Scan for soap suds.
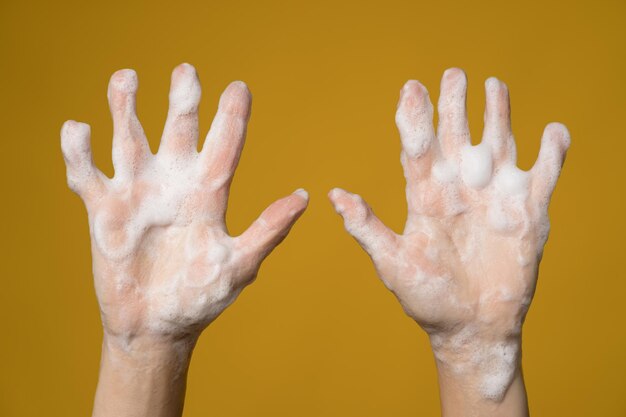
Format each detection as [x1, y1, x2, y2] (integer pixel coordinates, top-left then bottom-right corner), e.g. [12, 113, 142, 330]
[460, 142, 492, 189]
[432, 159, 459, 183]
[168, 63, 201, 114]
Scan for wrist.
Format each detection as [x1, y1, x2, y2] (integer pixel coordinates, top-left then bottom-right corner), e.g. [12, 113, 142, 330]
[429, 327, 522, 402]
[101, 331, 198, 374]
[93, 333, 198, 417]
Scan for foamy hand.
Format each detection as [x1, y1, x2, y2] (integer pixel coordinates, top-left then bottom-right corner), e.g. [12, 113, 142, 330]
[61, 64, 308, 345]
[329, 68, 569, 403]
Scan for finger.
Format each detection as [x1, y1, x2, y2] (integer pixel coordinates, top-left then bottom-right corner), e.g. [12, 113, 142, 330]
[328, 187, 399, 259]
[396, 80, 437, 181]
[158, 63, 202, 156]
[530, 122, 571, 207]
[233, 189, 309, 282]
[437, 68, 471, 159]
[60, 120, 107, 204]
[199, 81, 252, 217]
[107, 69, 150, 180]
[482, 77, 516, 164]
[396, 80, 436, 159]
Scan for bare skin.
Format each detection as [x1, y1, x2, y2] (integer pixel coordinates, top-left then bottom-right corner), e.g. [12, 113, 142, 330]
[329, 68, 570, 417]
[61, 63, 309, 417]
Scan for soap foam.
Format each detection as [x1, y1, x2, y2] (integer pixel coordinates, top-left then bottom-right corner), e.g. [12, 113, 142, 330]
[460, 142, 493, 189]
[476, 341, 519, 400]
[168, 63, 201, 115]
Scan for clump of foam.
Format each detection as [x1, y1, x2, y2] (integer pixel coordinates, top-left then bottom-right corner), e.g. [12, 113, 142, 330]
[432, 159, 459, 183]
[168, 63, 201, 114]
[493, 164, 530, 197]
[460, 142, 492, 189]
[475, 341, 519, 400]
[483, 163, 532, 234]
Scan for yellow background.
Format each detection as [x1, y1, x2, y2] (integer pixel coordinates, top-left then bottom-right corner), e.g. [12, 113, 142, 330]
[1, 0, 624, 415]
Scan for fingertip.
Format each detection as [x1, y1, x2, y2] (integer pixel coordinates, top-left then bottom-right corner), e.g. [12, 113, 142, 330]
[293, 188, 309, 202]
[171, 62, 200, 86]
[61, 119, 90, 137]
[400, 79, 427, 97]
[168, 62, 202, 114]
[398, 79, 430, 107]
[485, 76, 507, 91]
[543, 122, 571, 152]
[328, 188, 369, 223]
[485, 76, 499, 89]
[60, 120, 102, 198]
[440, 68, 468, 98]
[174, 62, 198, 76]
[484, 77, 510, 108]
[327, 187, 342, 200]
[61, 120, 91, 154]
[229, 79, 249, 89]
[327, 187, 348, 204]
[107, 69, 139, 118]
[109, 68, 138, 93]
[326, 187, 345, 214]
[226, 80, 251, 97]
[218, 81, 252, 117]
[438, 68, 467, 105]
[395, 79, 435, 160]
[442, 67, 467, 83]
[530, 122, 571, 204]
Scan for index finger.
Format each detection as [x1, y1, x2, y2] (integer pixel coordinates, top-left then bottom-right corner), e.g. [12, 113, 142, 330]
[198, 81, 252, 217]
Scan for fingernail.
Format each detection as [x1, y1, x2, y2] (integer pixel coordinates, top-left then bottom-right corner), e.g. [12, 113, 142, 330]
[293, 188, 309, 201]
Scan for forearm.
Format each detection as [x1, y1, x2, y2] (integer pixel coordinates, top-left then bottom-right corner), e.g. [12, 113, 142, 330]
[92, 333, 197, 417]
[430, 334, 529, 417]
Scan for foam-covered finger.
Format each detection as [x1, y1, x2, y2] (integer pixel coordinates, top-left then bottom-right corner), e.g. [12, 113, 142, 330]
[530, 122, 571, 206]
[234, 189, 309, 277]
[200, 81, 251, 185]
[328, 187, 399, 258]
[107, 69, 150, 180]
[60, 120, 107, 203]
[396, 80, 436, 160]
[158, 63, 202, 156]
[482, 77, 516, 164]
[201, 81, 251, 172]
[437, 68, 471, 158]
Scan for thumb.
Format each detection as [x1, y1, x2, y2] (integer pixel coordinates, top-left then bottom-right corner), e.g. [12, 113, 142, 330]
[328, 187, 399, 259]
[234, 189, 309, 267]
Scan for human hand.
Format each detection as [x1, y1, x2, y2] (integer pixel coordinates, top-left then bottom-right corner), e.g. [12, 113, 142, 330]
[61, 63, 309, 349]
[328, 68, 569, 404]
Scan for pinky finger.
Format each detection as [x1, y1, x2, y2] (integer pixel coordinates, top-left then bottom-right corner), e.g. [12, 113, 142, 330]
[60, 120, 107, 205]
[530, 122, 571, 207]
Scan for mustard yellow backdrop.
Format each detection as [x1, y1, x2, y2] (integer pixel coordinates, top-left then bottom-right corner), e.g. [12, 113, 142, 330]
[1, 0, 624, 415]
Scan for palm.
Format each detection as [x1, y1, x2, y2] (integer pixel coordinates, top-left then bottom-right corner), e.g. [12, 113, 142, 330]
[89, 163, 243, 337]
[62, 63, 308, 339]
